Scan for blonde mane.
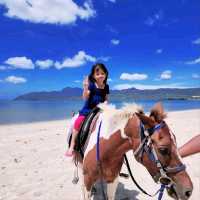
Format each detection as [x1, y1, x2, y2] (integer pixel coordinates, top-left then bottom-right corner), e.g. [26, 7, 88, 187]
[98, 103, 142, 138]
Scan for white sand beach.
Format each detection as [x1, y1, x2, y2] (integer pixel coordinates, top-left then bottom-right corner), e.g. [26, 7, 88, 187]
[0, 109, 200, 200]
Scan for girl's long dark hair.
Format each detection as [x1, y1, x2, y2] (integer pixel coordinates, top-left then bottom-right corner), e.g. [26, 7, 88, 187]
[88, 63, 108, 84]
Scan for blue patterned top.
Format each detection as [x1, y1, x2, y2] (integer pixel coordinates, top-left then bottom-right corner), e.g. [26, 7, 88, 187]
[79, 81, 109, 116]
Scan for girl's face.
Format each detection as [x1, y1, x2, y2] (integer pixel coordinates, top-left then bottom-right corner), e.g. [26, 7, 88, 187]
[93, 67, 106, 84]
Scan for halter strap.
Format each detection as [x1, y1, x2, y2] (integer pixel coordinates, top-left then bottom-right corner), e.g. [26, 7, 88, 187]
[135, 121, 186, 182]
[164, 164, 186, 174]
[147, 121, 166, 135]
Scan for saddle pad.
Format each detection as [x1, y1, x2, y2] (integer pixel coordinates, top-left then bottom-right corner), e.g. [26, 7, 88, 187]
[75, 107, 101, 158]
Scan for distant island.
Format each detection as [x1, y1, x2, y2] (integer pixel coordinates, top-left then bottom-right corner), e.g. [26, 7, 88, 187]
[14, 87, 200, 101]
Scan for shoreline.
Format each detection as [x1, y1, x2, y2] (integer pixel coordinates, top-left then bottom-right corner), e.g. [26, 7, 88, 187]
[0, 108, 200, 126]
[0, 109, 200, 200]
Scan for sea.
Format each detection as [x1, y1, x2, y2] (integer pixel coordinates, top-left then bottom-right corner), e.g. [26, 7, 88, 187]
[0, 99, 200, 125]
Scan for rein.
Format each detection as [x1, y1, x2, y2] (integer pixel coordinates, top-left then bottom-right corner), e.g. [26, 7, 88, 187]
[95, 117, 186, 200]
[96, 119, 166, 200]
[134, 121, 186, 181]
[127, 120, 186, 200]
[124, 154, 163, 198]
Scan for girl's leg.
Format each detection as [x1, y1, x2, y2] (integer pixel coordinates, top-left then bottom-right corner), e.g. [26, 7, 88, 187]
[66, 128, 79, 155]
[66, 115, 85, 156]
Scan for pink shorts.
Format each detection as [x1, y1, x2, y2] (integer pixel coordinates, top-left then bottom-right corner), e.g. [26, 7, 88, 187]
[74, 115, 86, 131]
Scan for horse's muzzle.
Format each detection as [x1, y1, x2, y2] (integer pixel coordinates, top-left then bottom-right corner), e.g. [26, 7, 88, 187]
[166, 184, 193, 200]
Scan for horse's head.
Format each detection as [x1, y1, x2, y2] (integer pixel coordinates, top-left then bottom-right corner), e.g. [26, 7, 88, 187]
[126, 102, 193, 200]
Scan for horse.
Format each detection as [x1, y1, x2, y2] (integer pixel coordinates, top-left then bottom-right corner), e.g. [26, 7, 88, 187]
[71, 102, 193, 200]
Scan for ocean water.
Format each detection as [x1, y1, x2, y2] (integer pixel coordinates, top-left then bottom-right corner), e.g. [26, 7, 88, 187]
[0, 99, 200, 125]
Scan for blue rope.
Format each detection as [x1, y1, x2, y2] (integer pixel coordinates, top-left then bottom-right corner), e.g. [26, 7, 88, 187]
[96, 121, 102, 161]
[158, 184, 166, 200]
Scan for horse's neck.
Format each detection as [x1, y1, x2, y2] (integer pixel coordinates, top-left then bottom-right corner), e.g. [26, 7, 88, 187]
[107, 130, 132, 150]
[84, 116, 132, 159]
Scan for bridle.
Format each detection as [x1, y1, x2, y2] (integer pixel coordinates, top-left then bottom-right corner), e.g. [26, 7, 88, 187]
[134, 120, 186, 186]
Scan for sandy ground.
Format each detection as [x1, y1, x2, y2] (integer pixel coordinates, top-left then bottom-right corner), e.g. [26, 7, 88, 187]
[0, 109, 200, 200]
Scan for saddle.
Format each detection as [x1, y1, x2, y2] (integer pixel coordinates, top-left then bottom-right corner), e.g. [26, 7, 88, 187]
[70, 107, 101, 158]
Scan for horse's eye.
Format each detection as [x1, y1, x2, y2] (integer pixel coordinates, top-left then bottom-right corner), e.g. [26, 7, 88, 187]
[159, 147, 170, 156]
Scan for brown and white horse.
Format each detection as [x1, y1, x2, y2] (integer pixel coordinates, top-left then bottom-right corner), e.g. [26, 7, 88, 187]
[73, 103, 193, 200]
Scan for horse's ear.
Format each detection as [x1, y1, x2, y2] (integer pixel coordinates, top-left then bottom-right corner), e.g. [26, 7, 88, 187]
[150, 102, 167, 122]
[136, 112, 155, 129]
[151, 102, 164, 113]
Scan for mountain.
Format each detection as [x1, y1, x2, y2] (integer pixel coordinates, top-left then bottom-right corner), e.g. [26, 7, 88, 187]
[14, 87, 82, 101]
[14, 87, 200, 101]
[109, 88, 200, 101]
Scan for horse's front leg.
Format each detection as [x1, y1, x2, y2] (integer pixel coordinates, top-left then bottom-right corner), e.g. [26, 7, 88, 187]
[80, 185, 92, 200]
[80, 170, 92, 200]
[107, 177, 119, 200]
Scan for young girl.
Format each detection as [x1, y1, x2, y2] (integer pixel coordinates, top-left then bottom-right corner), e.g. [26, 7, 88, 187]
[65, 63, 109, 156]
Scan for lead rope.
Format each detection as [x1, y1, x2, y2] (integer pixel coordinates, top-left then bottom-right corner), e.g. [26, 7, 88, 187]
[124, 154, 166, 200]
[158, 184, 166, 200]
[96, 121, 108, 200]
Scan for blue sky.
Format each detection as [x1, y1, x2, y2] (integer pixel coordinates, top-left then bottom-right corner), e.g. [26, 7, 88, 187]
[0, 0, 199, 99]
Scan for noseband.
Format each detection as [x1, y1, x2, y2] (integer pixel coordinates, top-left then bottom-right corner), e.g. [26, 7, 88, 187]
[134, 120, 186, 186]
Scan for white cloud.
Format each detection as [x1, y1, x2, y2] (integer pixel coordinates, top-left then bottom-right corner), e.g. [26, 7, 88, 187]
[145, 18, 155, 26]
[120, 73, 148, 81]
[97, 56, 111, 62]
[74, 80, 81, 83]
[0, 66, 7, 70]
[36, 59, 54, 69]
[108, 0, 116, 3]
[113, 83, 189, 90]
[145, 10, 163, 26]
[105, 25, 118, 34]
[192, 38, 200, 45]
[0, 0, 95, 25]
[156, 49, 163, 54]
[185, 57, 200, 65]
[54, 50, 96, 69]
[192, 73, 200, 79]
[160, 70, 172, 80]
[111, 39, 120, 45]
[5, 56, 34, 69]
[108, 78, 113, 82]
[5, 75, 27, 84]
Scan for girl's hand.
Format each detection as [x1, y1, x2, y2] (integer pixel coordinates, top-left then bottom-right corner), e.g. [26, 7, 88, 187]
[83, 76, 89, 89]
[82, 76, 90, 99]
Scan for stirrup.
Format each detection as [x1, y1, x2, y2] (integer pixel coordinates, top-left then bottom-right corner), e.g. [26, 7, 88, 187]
[72, 158, 79, 184]
[72, 176, 79, 184]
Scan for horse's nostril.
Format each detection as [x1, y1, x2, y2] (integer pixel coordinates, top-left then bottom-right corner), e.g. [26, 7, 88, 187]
[185, 190, 192, 198]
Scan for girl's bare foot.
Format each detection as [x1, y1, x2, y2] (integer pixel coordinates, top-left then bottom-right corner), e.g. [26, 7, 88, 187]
[65, 149, 74, 157]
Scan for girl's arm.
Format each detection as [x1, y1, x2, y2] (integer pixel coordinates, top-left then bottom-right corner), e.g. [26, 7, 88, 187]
[82, 87, 90, 100]
[82, 76, 90, 100]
